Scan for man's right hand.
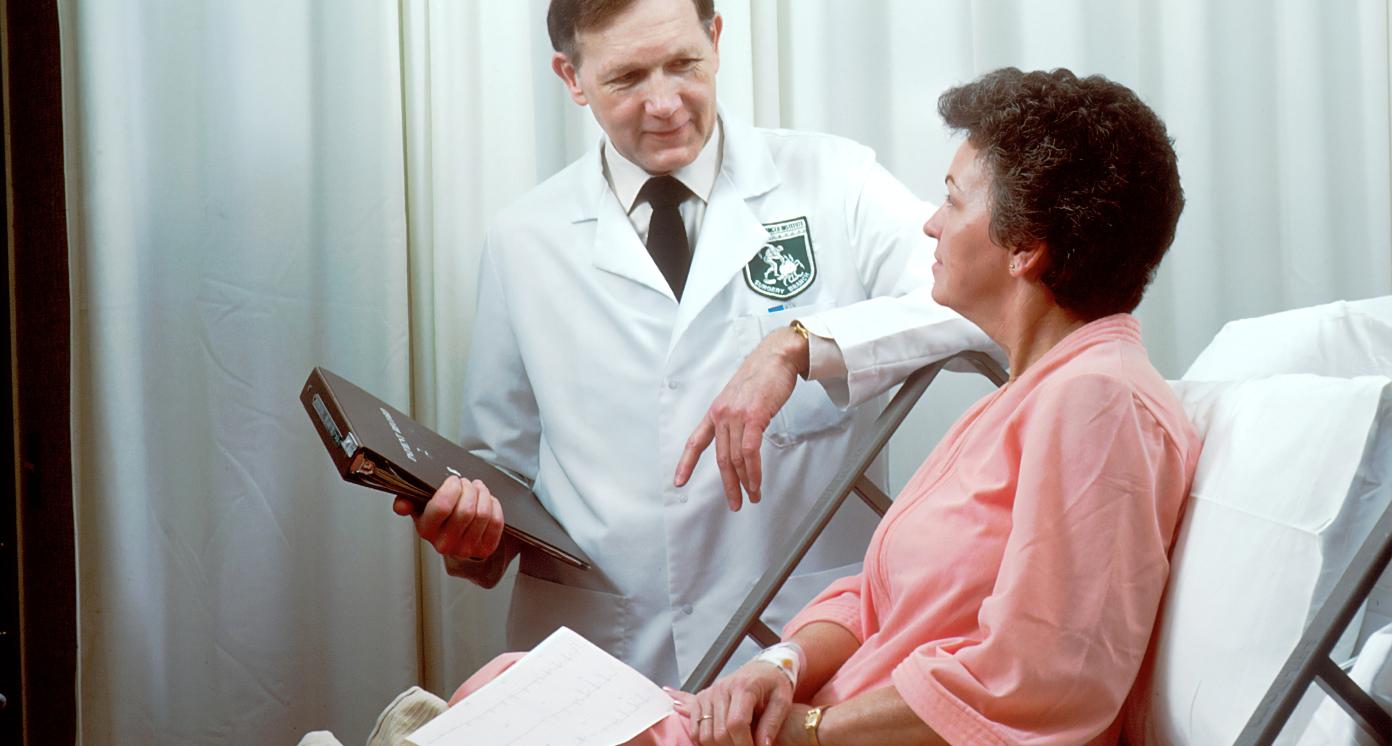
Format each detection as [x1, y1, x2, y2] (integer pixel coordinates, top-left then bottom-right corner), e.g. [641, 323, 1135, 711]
[393, 474, 505, 560]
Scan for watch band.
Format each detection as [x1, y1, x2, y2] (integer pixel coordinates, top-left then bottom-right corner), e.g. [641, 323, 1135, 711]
[789, 319, 812, 341]
[804, 705, 826, 746]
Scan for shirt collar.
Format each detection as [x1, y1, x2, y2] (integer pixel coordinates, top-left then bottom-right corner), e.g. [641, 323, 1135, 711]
[603, 118, 723, 212]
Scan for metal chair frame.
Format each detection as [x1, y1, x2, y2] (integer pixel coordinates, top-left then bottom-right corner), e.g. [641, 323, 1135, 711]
[1235, 497, 1392, 744]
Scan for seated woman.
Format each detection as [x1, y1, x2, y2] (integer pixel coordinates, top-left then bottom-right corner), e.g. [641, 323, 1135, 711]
[452, 67, 1200, 746]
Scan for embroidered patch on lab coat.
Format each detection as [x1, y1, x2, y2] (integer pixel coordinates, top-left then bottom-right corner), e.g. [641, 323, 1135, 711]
[745, 217, 817, 300]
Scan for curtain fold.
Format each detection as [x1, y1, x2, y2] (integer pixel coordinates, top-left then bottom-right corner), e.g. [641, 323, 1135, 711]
[63, 1, 1390, 743]
[398, 0, 579, 696]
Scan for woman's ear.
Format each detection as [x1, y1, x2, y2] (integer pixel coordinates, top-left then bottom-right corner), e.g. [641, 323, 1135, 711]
[1008, 242, 1047, 277]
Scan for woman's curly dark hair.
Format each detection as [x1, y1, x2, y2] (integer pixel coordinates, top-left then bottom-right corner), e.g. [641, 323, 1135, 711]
[938, 68, 1184, 320]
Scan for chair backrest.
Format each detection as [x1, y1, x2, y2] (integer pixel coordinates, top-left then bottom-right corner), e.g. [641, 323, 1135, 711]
[1126, 295, 1392, 745]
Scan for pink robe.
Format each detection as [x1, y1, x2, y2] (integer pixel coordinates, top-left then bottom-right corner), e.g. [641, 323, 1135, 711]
[457, 314, 1200, 745]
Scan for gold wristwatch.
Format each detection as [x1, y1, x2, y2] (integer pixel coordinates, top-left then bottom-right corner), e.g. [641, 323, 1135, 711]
[804, 705, 826, 745]
[789, 319, 812, 341]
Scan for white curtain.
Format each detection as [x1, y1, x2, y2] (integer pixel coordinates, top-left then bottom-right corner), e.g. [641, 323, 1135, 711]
[64, 1, 420, 742]
[64, 1, 1390, 743]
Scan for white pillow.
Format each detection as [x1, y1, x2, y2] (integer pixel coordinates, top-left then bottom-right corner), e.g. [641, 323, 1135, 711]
[1127, 374, 1392, 745]
[1183, 296, 1392, 381]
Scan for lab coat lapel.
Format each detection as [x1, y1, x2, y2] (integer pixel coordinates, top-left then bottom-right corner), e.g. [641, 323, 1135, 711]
[592, 197, 674, 298]
[669, 116, 781, 352]
[577, 141, 676, 300]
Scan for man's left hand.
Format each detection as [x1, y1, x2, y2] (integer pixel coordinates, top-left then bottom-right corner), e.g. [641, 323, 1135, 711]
[674, 326, 808, 511]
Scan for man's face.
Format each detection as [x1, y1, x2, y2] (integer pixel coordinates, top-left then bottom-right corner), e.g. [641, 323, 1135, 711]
[552, 0, 721, 175]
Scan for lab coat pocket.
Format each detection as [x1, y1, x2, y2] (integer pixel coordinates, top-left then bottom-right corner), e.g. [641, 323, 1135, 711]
[743, 303, 853, 448]
[507, 572, 632, 663]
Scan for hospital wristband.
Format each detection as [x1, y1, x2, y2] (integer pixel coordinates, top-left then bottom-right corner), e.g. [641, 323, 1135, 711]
[753, 641, 805, 688]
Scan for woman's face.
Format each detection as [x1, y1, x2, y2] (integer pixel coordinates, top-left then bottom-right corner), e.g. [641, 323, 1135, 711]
[924, 141, 1011, 320]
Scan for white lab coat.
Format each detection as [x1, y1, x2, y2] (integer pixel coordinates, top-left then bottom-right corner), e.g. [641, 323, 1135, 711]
[457, 114, 993, 686]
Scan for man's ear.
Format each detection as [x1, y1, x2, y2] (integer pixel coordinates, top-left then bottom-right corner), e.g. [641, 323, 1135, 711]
[708, 13, 723, 71]
[551, 52, 587, 106]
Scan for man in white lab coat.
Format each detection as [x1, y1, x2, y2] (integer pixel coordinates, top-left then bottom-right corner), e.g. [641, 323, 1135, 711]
[395, 0, 992, 687]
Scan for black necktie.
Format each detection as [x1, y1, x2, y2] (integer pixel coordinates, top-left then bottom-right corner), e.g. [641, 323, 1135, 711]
[639, 175, 692, 300]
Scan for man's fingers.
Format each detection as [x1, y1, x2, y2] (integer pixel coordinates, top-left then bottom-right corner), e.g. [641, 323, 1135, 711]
[675, 416, 716, 487]
[418, 475, 462, 542]
[467, 484, 504, 558]
[739, 425, 763, 504]
[453, 481, 490, 555]
[478, 494, 505, 558]
[713, 422, 744, 511]
[391, 496, 419, 516]
[726, 421, 751, 507]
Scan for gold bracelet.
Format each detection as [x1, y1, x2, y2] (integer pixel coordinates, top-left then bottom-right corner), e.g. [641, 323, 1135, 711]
[804, 706, 826, 746]
[789, 319, 811, 341]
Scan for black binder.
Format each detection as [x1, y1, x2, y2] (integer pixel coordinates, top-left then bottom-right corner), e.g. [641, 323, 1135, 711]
[300, 366, 591, 571]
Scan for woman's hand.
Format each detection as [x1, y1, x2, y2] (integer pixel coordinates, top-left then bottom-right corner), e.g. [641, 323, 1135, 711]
[670, 659, 797, 746]
[771, 704, 811, 746]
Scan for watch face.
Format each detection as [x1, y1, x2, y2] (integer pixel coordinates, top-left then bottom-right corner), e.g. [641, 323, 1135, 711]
[804, 706, 824, 742]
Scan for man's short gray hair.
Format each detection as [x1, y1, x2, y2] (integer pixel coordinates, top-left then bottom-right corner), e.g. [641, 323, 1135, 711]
[547, 0, 716, 66]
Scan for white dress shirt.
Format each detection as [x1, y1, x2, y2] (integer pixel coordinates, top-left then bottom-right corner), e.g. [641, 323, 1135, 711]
[602, 123, 723, 250]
